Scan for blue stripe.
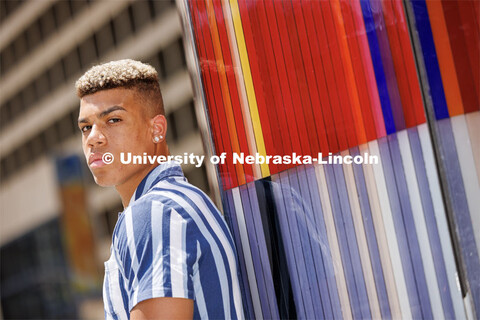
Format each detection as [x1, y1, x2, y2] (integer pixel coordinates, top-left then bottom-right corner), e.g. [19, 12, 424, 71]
[387, 133, 433, 319]
[377, 136, 423, 318]
[437, 119, 480, 313]
[360, 0, 396, 134]
[369, 0, 406, 131]
[409, 0, 449, 120]
[332, 163, 372, 319]
[350, 147, 392, 319]
[285, 170, 318, 317]
[239, 185, 270, 319]
[407, 127, 456, 318]
[324, 164, 363, 318]
[272, 172, 307, 318]
[303, 165, 340, 319]
[162, 206, 172, 296]
[164, 178, 236, 251]
[247, 182, 280, 319]
[152, 191, 235, 300]
[294, 166, 326, 319]
[130, 205, 153, 290]
[224, 190, 255, 319]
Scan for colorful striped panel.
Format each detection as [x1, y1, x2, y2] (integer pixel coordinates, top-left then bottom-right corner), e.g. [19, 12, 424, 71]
[188, 0, 428, 188]
[182, 0, 480, 317]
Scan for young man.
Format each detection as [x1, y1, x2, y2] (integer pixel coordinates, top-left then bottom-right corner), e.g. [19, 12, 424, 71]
[76, 59, 243, 319]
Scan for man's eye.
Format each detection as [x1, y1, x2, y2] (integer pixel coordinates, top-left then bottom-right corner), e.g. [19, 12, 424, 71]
[81, 126, 91, 132]
[108, 118, 121, 123]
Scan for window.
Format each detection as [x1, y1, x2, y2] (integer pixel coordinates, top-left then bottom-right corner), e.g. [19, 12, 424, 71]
[131, 1, 152, 32]
[53, 1, 72, 29]
[39, 8, 57, 40]
[35, 72, 51, 101]
[173, 101, 197, 140]
[21, 82, 37, 112]
[112, 8, 134, 44]
[48, 61, 66, 89]
[94, 23, 115, 57]
[25, 21, 43, 52]
[162, 39, 186, 79]
[12, 33, 28, 62]
[79, 36, 98, 68]
[63, 48, 81, 79]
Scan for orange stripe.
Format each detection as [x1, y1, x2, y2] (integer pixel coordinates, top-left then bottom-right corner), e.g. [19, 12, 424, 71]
[205, 0, 246, 185]
[331, 0, 367, 145]
[425, 0, 464, 116]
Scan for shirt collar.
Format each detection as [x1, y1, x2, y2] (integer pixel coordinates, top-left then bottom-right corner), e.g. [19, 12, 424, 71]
[128, 161, 184, 205]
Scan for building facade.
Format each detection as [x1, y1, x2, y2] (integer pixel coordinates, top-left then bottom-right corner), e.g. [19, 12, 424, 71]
[0, 1, 214, 318]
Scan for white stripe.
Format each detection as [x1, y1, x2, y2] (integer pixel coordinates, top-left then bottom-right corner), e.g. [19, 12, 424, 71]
[125, 208, 141, 308]
[172, 180, 244, 319]
[398, 130, 444, 319]
[231, 187, 262, 320]
[193, 241, 208, 319]
[359, 143, 402, 318]
[170, 208, 188, 297]
[465, 111, 480, 184]
[110, 267, 129, 319]
[221, 0, 262, 179]
[156, 181, 239, 318]
[418, 124, 466, 319]
[369, 140, 412, 319]
[103, 260, 114, 319]
[340, 150, 382, 319]
[104, 252, 129, 319]
[451, 115, 480, 256]
[314, 164, 353, 320]
[151, 201, 165, 297]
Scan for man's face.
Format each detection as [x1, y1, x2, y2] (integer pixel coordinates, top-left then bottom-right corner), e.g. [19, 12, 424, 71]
[78, 88, 156, 187]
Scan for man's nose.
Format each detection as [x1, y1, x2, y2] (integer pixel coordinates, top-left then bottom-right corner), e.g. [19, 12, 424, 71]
[86, 125, 106, 147]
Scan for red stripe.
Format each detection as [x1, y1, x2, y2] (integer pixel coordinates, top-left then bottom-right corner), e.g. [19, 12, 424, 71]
[381, 0, 416, 128]
[315, 1, 355, 150]
[264, 0, 302, 166]
[394, 0, 426, 125]
[457, 0, 480, 111]
[253, 0, 293, 172]
[236, 0, 278, 174]
[282, 0, 320, 156]
[212, 0, 254, 183]
[190, 1, 229, 189]
[339, 0, 377, 142]
[292, 1, 330, 154]
[272, 0, 312, 156]
[197, 0, 238, 188]
[302, 0, 339, 154]
[311, 0, 348, 152]
[243, 0, 286, 173]
[443, 0, 479, 113]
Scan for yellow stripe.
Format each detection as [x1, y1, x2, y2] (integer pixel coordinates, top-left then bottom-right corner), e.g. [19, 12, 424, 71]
[229, 0, 270, 177]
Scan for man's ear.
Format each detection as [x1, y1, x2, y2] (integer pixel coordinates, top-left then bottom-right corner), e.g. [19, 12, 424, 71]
[151, 114, 167, 142]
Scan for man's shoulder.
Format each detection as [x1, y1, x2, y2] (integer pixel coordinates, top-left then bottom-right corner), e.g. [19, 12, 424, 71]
[133, 176, 217, 216]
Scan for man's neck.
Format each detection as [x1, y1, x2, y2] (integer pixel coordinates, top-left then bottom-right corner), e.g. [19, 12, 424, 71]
[116, 164, 158, 208]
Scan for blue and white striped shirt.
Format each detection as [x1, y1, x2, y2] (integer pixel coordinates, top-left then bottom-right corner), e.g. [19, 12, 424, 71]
[103, 162, 244, 319]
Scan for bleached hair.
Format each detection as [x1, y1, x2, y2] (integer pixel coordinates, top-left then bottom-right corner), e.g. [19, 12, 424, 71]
[75, 59, 158, 97]
[75, 59, 163, 115]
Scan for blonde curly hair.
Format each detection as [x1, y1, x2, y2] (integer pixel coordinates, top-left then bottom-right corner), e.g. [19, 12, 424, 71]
[75, 59, 164, 115]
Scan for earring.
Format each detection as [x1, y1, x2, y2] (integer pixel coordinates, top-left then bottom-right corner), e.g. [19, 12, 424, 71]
[159, 135, 163, 139]
[153, 136, 160, 143]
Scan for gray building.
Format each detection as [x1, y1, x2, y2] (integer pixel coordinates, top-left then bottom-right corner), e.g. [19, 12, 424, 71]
[0, 1, 214, 318]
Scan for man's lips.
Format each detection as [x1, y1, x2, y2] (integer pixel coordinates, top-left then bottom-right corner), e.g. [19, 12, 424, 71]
[89, 153, 106, 168]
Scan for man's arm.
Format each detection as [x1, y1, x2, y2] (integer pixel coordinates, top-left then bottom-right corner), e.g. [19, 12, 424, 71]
[131, 297, 194, 320]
